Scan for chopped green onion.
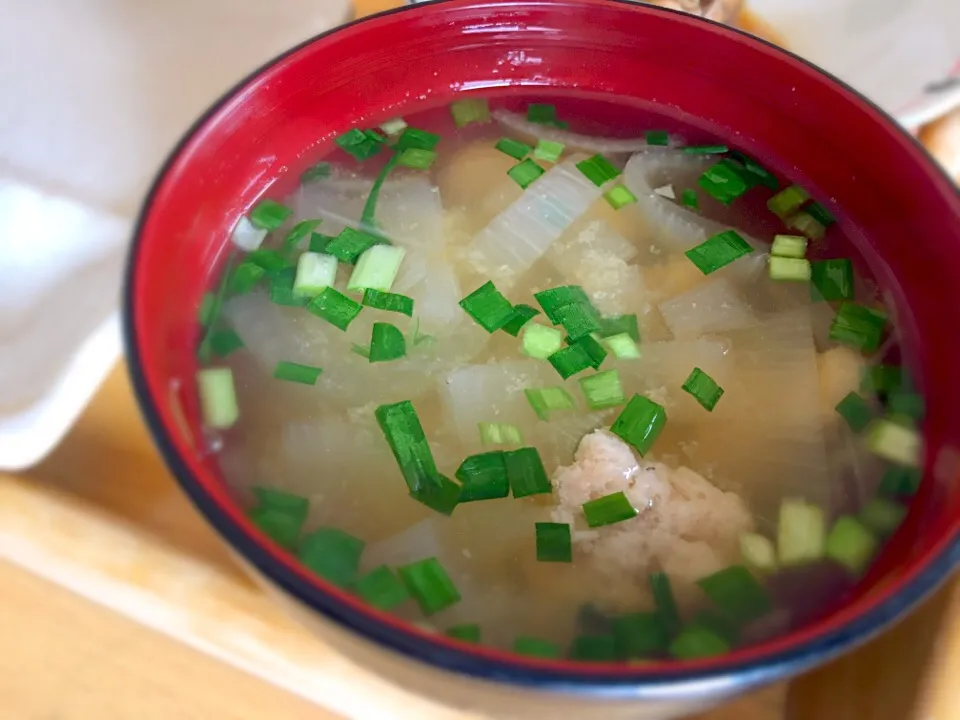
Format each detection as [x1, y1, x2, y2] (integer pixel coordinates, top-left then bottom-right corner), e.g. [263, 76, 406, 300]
[307, 287, 363, 331]
[548, 344, 594, 380]
[579, 370, 626, 411]
[300, 162, 332, 183]
[356, 565, 410, 610]
[555, 302, 602, 341]
[610, 394, 667, 456]
[335, 128, 385, 161]
[597, 314, 639, 341]
[209, 329, 244, 358]
[248, 507, 304, 550]
[785, 211, 827, 241]
[411, 474, 461, 516]
[681, 188, 699, 210]
[767, 184, 809, 219]
[536, 522, 572, 563]
[740, 533, 778, 573]
[505, 447, 551, 498]
[649, 572, 681, 635]
[347, 244, 406, 292]
[825, 516, 878, 575]
[770, 234, 808, 259]
[508, 158, 546, 189]
[691, 610, 739, 646]
[727, 151, 779, 190]
[294, 252, 338, 297]
[805, 201, 837, 227]
[253, 487, 309, 518]
[534, 139, 565, 163]
[379, 117, 408, 136]
[478, 422, 523, 447]
[299, 527, 365, 588]
[196, 367, 239, 429]
[669, 625, 730, 660]
[685, 230, 753, 275]
[879, 466, 923, 497]
[810, 259, 854, 301]
[456, 451, 509, 502]
[446, 624, 481, 643]
[613, 613, 667, 659]
[604, 184, 638, 210]
[513, 636, 561, 658]
[361, 152, 400, 228]
[698, 565, 772, 624]
[197, 256, 238, 361]
[860, 497, 908, 536]
[681, 367, 725, 412]
[397, 557, 461, 615]
[500, 303, 541, 337]
[450, 98, 491, 128]
[889, 391, 925, 422]
[396, 127, 440, 151]
[576, 154, 621, 187]
[829, 301, 887, 353]
[495, 137, 532, 160]
[645, 130, 670, 146]
[249, 199, 292, 230]
[777, 498, 825, 565]
[368, 322, 407, 363]
[309, 232, 336, 254]
[361, 288, 414, 316]
[684, 144, 729, 154]
[282, 219, 323, 252]
[229, 261, 267, 295]
[273, 360, 323, 385]
[698, 161, 750, 204]
[458, 280, 516, 332]
[570, 635, 618, 662]
[326, 227, 382, 264]
[534, 285, 591, 323]
[269, 266, 308, 307]
[397, 148, 438, 170]
[866, 418, 922, 467]
[525, 386, 577, 420]
[351, 343, 370, 359]
[583, 491, 638, 528]
[375, 400, 442, 494]
[198, 292, 216, 327]
[769, 257, 812, 281]
[860, 364, 903, 395]
[521, 323, 565, 359]
[603, 333, 641, 359]
[246, 248, 291, 272]
[527, 103, 559, 124]
[835, 392, 873, 432]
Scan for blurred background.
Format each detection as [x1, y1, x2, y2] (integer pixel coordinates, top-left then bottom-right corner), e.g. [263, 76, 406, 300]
[0, 1, 957, 718]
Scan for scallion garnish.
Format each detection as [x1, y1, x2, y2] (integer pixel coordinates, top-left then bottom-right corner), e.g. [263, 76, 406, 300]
[527, 103, 559, 125]
[610, 394, 667, 456]
[293, 252, 338, 297]
[248, 508, 304, 550]
[683, 144, 728, 155]
[740, 533, 778, 573]
[860, 497, 908, 536]
[229, 261, 267, 295]
[478, 422, 523, 447]
[521, 323, 565, 359]
[458, 280, 516, 332]
[571, 635, 618, 662]
[727, 151, 779, 190]
[300, 162, 332, 183]
[196, 367, 239, 429]
[335, 128, 385, 161]
[866, 418, 922, 467]
[879, 466, 922, 497]
[446, 624, 482, 643]
[698, 161, 750, 204]
[396, 148, 438, 170]
[669, 624, 730, 660]
[379, 117, 408, 137]
[245, 248, 290, 273]
[681, 188, 699, 210]
[500, 303, 541, 337]
[603, 333, 641, 360]
[860, 364, 903, 395]
[613, 613, 668, 659]
[645, 130, 669, 146]
[397, 557, 461, 615]
[889, 391, 925, 422]
[685, 230, 753, 274]
[361, 288, 414, 316]
[534, 139, 565, 163]
[360, 152, 400, 228]
[698, 565, 772, 624]
[649, 572, 681, 635]
[579, 370, 626, 411]
[770, 234, 807, 259]
[829, 301, 887, 352]
[366, 322, 406, 363]
[198, 292, 216, 327]
[299, 527, 365, 588]
[785, 210, 826, 241]
[248, 199, 292, 231]
[766, 184, 809, 219]
[375, 400, 442, 495]
[805, 201, 837, 227]
[576, 154, 621, 187]
[306, 287, 363, 331]
[513, 636, 561, 658]
[280, 220, 321, 254]
[456, 451, 509, 502]
[835, 392, 873, 432]
[534, 285, 590, 323]
[825, 516, 878, 574]
[524, 387, 577, 420]
[396, 127, 441, 152]
[778, 498, 825, 565]
[508, 158, 546, 189]
[450, 98, 491, 128]
[309, 232, 335, 254]
[253, 487, 309, 517]
[769, 257, 812, 281]
[505, 447, 551, 498]
[347, 244, 406, 292]
[597, 313, 639, 342]
[535, 522, 572, 563]
[548, 343, 594, 380]
[681, 367, 724, 411]
[411, 474, 461, 516]
[810, 258, 854, 301]
[583, 491, 638, 528]
[269, 267, 308, 307]
[273, 360, 323, 385]
[326, 227, 382, 264]
[355, 565, 410, 610]
[198, 256, 237, 359]
[495, 137, 532, 160]
[567, 334, 607, 369]
[555, 302, 602, 341]
[209, 329, 244, 358]
[604, 184, 638, 210]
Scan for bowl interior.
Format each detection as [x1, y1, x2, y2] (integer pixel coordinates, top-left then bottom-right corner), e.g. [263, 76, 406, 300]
[126, 0, 960, 689]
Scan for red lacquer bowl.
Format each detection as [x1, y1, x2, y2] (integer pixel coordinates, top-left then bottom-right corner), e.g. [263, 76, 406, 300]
[124, 1, 960, 717]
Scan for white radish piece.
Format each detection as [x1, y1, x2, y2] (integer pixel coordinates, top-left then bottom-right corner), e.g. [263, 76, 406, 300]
[493, 109, 677, 155]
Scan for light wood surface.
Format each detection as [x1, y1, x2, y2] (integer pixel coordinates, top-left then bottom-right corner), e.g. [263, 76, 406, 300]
[1, 1, 959, 719]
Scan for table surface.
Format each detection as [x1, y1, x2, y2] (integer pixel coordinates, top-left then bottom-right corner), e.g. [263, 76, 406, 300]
[2, 1, 960, 718]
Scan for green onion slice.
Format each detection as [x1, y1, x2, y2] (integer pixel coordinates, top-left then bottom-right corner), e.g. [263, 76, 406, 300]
[375, 400, 442, 494]
[458, 281, 516, 332]
[829, 301, 887, 353]
[249, 199, 292, 230]
[604, 184, 637, 210]
[300, 162, 332, 183]
[770, 234, 807, 259]
[446, 624, 482, 643]
[597, 314, 639, 341]
[273, 361, 323, 385]
[681, 367, 724, 412]
[525, 386, 577, 420]
[811, 258, 854, 301]
[825, 516, 878, 575]
[645, 130, 669, 146]
[335, 128, 385, 161]
[500, 303, 541, 337]
[456, 451, 510, 502]
[579, 370, 626, 411]
[505, 447, 552, 498]
[534, 139, 565, 163]
[478, 422, 523, 447]
[767, 184, 810, 219]
[496, 137, 532, 160]
[508, 158, 546, 189]
[521, 323, 565, 359]
[361, 288, 414, 316]
[369, 322, 407, 363]
[299, 527, 366, 588]
[697, 565, 772, 624]
[610, 394, 667, 456]
[685, 230, 753, 275]
[326, 227, 383, 265]
[535, 522, 572, 563]
[681, 188, 699, 210]
[698, 161, 750, 204]
[513, 636, 561, 658]
[356, 565, 410, 610]
[197, 367, 239, 429]
[576, 154, 621, 187]
[396, 148, 437, 170]
[306, 287, 363, 331]
[548, 344, 594, 380]
[397, 557, 461, 615]
[613, 612, 668, 659]
[649, 572, 681, 635]
[583, 491, 638, 528]
[835, 392, 873, 432]
[451, 98, 491, 128]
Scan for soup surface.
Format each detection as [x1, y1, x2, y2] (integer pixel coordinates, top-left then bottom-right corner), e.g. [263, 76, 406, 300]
[194, 97, 925, 662]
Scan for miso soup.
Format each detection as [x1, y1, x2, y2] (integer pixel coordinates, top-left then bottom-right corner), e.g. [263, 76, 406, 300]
[194, 96, 924, 662]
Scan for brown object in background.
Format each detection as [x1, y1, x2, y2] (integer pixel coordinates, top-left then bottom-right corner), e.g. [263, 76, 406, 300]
[647, 0, 744, 23]
[919, 108, 960, 184]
